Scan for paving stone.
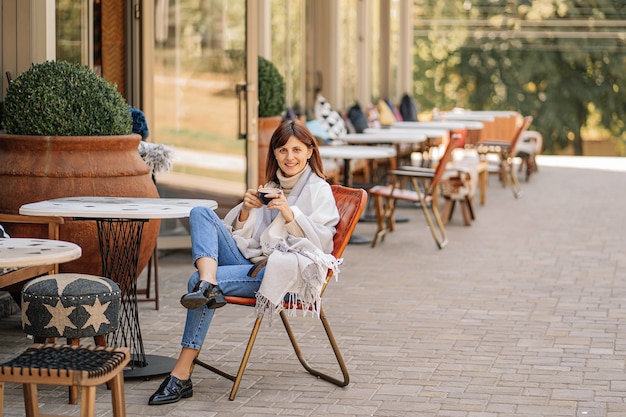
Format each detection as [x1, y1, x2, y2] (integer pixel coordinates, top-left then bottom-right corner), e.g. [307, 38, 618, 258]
[1, 156, 625, 416]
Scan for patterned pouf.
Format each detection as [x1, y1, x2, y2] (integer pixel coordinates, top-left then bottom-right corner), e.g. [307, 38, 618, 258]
[21, 273, 121, 339]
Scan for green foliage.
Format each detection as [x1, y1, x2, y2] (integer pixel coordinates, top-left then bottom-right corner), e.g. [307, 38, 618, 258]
[3, 60, 132, 136]
[412, 0, 626, 155]
[258, 56, 286, 118]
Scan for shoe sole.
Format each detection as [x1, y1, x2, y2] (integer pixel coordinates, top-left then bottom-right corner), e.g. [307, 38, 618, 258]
[180, 297, 209, 310]
[181, 294, 227, 310]
[148, 389, 193, 405]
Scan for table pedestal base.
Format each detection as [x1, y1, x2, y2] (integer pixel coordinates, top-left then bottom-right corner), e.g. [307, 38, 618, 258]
[124, 354, 177, 379]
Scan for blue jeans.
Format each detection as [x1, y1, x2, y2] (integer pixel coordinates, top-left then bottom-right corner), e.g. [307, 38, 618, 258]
[181, 206, 265, 350]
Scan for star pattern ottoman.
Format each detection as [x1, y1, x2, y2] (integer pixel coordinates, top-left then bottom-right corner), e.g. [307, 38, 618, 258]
[21, 273, 122, 404]
[21, 273, 121, 341]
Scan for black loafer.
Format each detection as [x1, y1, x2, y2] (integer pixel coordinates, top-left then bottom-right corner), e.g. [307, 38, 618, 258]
[180, 280, 227, 310]
[148, 375, 193, 405]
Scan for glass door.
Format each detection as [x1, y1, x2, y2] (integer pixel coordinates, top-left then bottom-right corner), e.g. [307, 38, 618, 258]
[152, 0, 247, 207]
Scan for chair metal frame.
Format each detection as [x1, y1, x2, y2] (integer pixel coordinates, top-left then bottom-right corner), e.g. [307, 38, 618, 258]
[476, 116, 533, 198]
[192, 185, 367, 400]
[368, 133, 463, 249]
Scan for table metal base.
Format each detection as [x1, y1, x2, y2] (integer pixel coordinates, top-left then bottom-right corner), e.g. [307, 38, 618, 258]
[348, 235, 372, 245]
[359, 214, 410, 224]
[124, 354, 177, 379]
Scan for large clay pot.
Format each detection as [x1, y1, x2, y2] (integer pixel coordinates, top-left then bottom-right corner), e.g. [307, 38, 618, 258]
[0, 134, 160, 277]
[257, 116, 282, 185]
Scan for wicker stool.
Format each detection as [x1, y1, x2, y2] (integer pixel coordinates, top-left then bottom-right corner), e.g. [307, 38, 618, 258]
[0, 344, 129, 417]
[21, 274, 121, 404]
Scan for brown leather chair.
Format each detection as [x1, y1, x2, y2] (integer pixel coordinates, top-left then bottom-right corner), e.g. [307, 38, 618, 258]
[193, 185, 367, 400]
[368, 132, 464, 249]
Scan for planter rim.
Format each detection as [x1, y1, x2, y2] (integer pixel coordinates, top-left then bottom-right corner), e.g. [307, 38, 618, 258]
[0, 133, 141, 140]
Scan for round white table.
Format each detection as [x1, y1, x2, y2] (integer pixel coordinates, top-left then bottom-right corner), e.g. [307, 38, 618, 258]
[20, 196, 218, 378]
[344, 131, 428, 144]
[363, 127, 448, 141]
[319, 146, 397, 244]
[393, 120, 485, 131]
[318, 145, 397, 187]
[0, 238, 82, 268]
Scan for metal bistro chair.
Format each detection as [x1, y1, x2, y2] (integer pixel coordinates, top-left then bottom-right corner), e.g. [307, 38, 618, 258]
[368, 132, 463, 249]
[476, 115, 533, 198]
[193, 185, 367, 400]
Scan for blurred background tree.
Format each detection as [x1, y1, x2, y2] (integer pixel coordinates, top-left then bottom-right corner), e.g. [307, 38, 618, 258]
[412, 0, 626, 155]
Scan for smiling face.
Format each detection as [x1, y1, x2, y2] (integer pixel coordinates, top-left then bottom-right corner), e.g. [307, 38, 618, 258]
[273, 135, 313, 178]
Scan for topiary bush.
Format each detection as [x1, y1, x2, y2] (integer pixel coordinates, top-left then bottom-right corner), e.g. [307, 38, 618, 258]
[258, 56, 286, 118]
[2, 60, 132, 136]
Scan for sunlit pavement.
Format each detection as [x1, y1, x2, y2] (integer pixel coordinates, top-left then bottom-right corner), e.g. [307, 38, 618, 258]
[1, 155, 625, 417]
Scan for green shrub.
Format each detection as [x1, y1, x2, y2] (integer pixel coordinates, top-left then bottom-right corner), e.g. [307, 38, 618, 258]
[258, 56, 286, 118]
[2, 60, 132, 136]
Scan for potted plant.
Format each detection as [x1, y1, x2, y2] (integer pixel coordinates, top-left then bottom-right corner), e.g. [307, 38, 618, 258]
[257, 55, 286, 184]
[0, 60, 159, 277]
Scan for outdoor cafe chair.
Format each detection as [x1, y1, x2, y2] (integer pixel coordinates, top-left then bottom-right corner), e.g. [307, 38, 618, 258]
[368, 132, 463, 249]
[192, 185, 367, 400]
[476, 116, 533, 198]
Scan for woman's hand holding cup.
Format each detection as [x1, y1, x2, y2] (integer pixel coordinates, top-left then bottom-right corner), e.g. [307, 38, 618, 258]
[257, 187, 282, 205]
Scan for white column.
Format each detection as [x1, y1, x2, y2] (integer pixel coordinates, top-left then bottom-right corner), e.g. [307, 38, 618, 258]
[257, 0, 271, 59]
[311, 0, 340, 106]
[356, 0, 372, 106]
[379, 0, 390, 100]
[30, 0, 56, 63]
[397, 0, 413, 96]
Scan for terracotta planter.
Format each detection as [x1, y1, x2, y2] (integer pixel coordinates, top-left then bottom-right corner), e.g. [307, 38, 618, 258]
[0, 134, 160, 277]
[257, 116, 282, 185]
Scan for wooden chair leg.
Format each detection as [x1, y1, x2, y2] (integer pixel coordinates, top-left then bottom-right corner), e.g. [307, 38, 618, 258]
[467, 196, 476, 220]
[461, 200, 473, 226]
[67, 338, 80, 405]
[442, 199, 454, 224]
[23, 383, 38, 417]
[80, 386, 97, 417]
[109, 372, 127, 417]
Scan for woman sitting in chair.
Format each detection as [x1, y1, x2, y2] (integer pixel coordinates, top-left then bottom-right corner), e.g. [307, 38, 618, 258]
[149, 119, 340, 406]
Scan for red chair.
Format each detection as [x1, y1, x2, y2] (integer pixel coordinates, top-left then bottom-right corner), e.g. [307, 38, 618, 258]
[368, 132, 464, 249]
[193, 185, 367, 400]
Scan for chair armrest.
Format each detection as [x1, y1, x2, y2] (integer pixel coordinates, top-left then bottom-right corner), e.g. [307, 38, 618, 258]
[0, 214, 65, 225]
[0, 214, 65, 240]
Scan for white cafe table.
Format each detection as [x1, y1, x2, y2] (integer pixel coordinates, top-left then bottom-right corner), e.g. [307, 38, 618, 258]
[393, 120, 485, 132]
[319, 146, 396, 244]
[20, 196, 218, 378]
[439, 112, 496, 122]
[344, 131, 427, 145]
[392, 120, 485, 146]
[364, 127, 448, 141]
[318, 145, 396, 187]
[0, 238, 82, 268]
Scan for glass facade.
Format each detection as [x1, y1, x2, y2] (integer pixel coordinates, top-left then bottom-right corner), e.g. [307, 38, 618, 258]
[152, 0, 247, 197]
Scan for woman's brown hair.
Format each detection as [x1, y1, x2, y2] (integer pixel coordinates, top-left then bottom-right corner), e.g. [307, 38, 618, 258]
[264, 119, 326, 184]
